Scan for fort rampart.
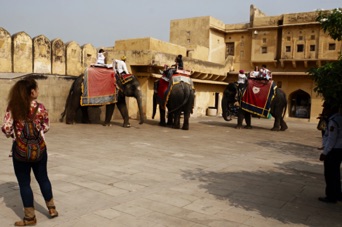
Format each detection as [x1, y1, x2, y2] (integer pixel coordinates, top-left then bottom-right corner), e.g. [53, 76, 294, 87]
[0, 28, 99, 76]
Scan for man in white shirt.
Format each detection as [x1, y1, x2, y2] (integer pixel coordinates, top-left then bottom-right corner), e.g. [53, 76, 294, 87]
[114, 56, 130, 75]
[96, 49, 106, 65]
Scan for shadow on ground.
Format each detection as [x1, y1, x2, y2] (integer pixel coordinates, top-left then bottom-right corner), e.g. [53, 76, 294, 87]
[198, 119, 271, 131]
[257, 140, 318, 159]
[181, 159, 342, 226]
[0, 181, 52, 220]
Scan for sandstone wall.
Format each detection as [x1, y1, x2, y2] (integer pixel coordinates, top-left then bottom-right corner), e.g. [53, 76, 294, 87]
[0, 75, 74, 123]
[0, 27, 103, 76]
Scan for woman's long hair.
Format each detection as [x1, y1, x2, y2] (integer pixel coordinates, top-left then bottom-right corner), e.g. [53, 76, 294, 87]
[7, 77, 37, 121]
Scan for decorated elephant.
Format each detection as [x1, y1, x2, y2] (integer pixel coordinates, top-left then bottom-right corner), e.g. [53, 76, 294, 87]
[152, 73, 195, 130]
[221, 79, 287, 131]
[60, 67, 144, 127]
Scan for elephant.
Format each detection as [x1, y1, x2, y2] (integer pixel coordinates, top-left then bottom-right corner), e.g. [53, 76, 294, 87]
[60, 73, 144, 127]
[221, 80, 288, 131]
[152, 76, 195, 130]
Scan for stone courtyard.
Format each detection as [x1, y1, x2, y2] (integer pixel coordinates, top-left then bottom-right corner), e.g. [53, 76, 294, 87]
[0, 116, 341, 227]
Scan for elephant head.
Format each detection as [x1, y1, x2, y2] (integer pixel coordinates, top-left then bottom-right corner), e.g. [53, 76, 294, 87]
[115, 74, 144, 125]
[221, 83, 238, 121]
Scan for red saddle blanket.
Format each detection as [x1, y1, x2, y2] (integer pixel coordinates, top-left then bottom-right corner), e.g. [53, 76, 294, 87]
[241, 79, 276, 118]
[81, 67, 117, 106]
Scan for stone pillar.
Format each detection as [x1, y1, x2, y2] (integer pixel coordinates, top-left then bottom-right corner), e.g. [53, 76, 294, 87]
[51, 38, 66, 75]
[33, 35, 51, 73]
[66, 41, 82, 76]
[0, 28, 12, 73]
[12, 31, 33, 73]
[82, 43, 97, 69]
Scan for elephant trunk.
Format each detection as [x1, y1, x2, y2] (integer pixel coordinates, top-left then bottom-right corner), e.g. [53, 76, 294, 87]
[221, 94, 231, 121]
[152, 93, 157, 119]
[152, 80, 159, 119]
[135, 89, 144, 124]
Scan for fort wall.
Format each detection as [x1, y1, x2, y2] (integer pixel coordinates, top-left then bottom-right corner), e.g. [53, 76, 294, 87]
[0, 28, 100, 76]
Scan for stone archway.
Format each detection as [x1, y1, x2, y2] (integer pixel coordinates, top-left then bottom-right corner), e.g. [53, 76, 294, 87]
[289, 89, 311, 119]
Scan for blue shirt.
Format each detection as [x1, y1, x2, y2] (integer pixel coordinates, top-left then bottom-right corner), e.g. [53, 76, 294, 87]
[323, 113, 342, 155]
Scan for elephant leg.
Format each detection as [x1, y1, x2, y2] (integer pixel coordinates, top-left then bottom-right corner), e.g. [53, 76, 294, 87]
[81, 107, 91, 123]
[182, 110, 190, 130]
[66, 106, 77, 124]
[166, 112, 173, 126]
[244, 112, 252, 129]
[159, 108, 166, 126]
[280, 117, 288, 131]
[104, 104, 115, 126]
[66, 96, 81, 124]
[117, 100, 130, 128]
[236, 109, 244, 129]
[271, 116, 281, 131]
[173, 111, 181, 129]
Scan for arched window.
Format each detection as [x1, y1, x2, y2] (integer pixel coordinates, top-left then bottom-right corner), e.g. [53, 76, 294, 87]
[289, 90, 311, 118]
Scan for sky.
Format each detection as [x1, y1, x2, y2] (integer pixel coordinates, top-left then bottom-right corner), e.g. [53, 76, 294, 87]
[0, 0, 341, 48]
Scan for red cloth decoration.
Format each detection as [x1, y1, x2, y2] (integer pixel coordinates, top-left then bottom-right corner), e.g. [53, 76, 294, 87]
[81, 67, 117, 106]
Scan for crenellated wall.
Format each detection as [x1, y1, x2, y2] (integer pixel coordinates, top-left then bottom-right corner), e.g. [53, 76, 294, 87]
[0, 28, 100, 76]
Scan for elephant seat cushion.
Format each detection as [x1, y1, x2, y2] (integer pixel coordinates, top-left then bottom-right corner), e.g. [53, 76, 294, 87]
[117, 74, 134, 85]
[171, 75, 192, 86]
[81, 67, 117, 106]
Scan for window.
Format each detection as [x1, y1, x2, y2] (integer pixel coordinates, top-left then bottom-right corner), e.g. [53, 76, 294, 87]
[286, 46, 291, 52]
[297, 44, 304, 52]
[240, 41, 244, 47]
[262, 38, 267, 43]
[329, 43, 336, 50]
[311, 35, 315, 40]
[286, 36, 291, 41]
[310, 45, 315, 51]
[299, 36, 303, 41]
[261, 46, 267, 54]
[226, 42, 234, 56]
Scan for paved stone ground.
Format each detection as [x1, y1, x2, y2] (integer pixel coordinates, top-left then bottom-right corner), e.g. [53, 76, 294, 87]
[0, 116, 341, 227]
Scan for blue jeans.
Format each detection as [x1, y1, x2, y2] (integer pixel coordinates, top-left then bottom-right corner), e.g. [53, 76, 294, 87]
[12, 142, 53, 207]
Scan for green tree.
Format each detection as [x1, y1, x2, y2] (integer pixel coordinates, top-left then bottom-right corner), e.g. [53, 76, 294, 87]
[309, 8, 342, 107]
